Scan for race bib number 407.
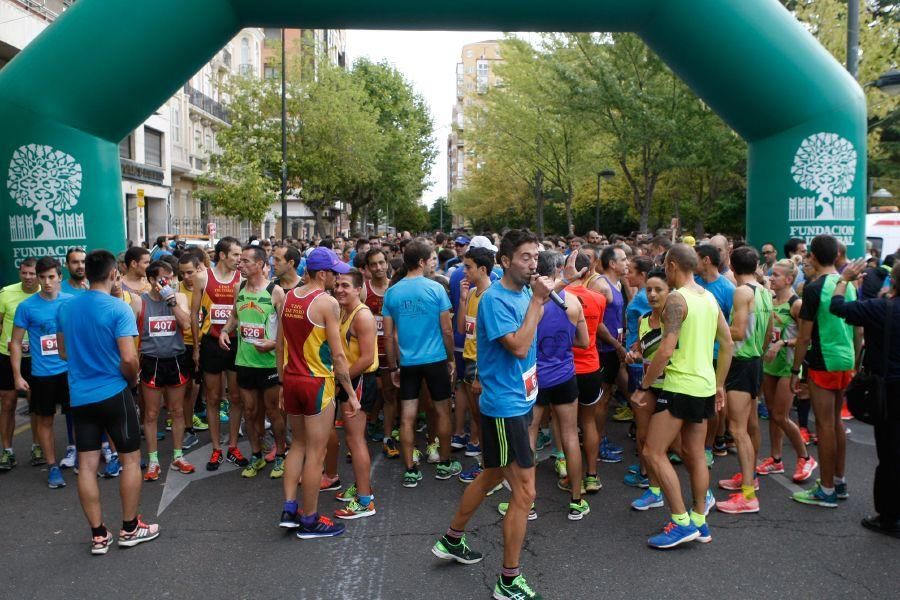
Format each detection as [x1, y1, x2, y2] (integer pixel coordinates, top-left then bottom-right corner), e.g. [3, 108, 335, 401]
[148, 316, 177, 337]
[210, 304, 232, 325]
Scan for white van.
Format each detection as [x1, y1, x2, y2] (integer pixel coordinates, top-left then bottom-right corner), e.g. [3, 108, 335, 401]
[866, 211, 900, 258]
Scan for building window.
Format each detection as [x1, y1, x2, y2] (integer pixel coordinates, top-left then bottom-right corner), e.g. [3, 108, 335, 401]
[241, 37, 250, 68]
[264, 65, 278, 80]
[144, 128, 163, 167]
[118, 134, 133, 159]
[476, 59, 489, 94]
[172, 104, 181, 143]
[193, 128, 201, 153]
[465, 65, 474, 74]
[205, 131, 212, 153]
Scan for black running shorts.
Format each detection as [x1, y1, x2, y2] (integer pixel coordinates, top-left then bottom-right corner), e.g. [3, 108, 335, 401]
[576, 369, 604, 406]
[140, 355, 190, 389]
[0, 353, 29, 391]
[536, 376, 578, 407]
[72, 387, 142, 453]
[725, 357, 762, 397]
[29, 372, 70, 416]
[199, 334, 237, 375]
[398, 360, 451, 402]
[655, 390, 715, 424]
[236, 366, 280, 391]
[481, 410, 535, 469]
[600, 350, 621, 385]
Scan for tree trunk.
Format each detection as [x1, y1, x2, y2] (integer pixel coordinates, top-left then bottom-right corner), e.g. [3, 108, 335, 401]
[535, 169, 544, 239]
[566, 182, 575, 236]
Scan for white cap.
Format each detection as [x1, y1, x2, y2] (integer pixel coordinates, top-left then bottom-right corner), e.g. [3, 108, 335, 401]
[469, 235, 498, 253]
[250, 240, 260, 246]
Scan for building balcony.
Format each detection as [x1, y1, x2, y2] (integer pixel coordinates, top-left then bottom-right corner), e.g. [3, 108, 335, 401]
[10, 0, 73, 22]
[211, 48, 232, 71]
[171, 145, 191, 174]
[183, 83, 230, 124]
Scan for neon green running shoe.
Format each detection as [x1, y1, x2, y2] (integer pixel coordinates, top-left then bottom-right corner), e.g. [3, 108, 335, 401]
[431, 534, 483, 564]
[497, 502, 537, 520]
[494, 574, 542, 599]
[192, 414, 209, 431]
[336, 482, 358, 502]
[269, 455, 285, 479]
[241, 456, 266, 478]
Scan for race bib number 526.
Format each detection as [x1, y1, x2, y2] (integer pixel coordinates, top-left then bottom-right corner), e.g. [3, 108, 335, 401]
[240, 324, 266, 344]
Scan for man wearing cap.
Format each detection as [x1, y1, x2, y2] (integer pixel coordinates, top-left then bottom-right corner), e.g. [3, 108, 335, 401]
[445, 236, 470, 273]
[277, 246, 359, 538]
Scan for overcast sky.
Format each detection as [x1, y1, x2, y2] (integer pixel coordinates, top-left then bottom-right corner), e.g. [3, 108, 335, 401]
[347, 30, 503, 208]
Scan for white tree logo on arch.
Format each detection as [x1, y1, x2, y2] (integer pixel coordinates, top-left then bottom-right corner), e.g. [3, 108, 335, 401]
[6, 143, 86, 241]
[789, 133, 857, 222]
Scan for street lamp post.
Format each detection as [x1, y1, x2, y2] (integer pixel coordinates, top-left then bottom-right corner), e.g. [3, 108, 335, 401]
[280, 28, 288, 240]
[595, 169, 615, 233]
[847, 0, 859, 79]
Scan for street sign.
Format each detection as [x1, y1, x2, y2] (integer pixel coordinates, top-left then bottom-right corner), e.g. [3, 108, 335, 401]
[137, 188, 145, 208]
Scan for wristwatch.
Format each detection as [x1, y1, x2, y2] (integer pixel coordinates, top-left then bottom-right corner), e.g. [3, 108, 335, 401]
[637, 384, 651, 392]
[790, 367, 801, 375]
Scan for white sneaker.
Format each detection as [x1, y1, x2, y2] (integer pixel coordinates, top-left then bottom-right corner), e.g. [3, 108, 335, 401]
[426, 439, 440, 464]
[101, 444, 112, 464]
[60, 445, 77, 469]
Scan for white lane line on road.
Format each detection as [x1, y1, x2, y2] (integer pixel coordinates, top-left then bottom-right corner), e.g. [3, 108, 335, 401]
[767, 473, 804, 495]
[157, 441, 240, 515]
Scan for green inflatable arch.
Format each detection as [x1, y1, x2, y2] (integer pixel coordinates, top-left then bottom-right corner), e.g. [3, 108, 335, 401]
[0, 0, 866, 279]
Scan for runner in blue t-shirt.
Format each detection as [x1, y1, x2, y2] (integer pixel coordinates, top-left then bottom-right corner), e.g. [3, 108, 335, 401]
[431, 230, 553, 600]
[383, 239, 458, 488]
[10, 257, 72, 489]
[57, 250, 159, 555]
[60, 247, 88, 296]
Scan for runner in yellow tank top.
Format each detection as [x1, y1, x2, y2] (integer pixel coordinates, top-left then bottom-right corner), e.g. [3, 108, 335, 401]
[633, 244, 734, 550]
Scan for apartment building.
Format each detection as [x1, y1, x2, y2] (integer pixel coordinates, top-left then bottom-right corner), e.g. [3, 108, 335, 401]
[447, 40, 503, 228]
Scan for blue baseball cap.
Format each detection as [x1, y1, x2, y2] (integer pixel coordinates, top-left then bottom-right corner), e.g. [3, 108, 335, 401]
[454, 236, 471, 245]
[306, 247, 350, 274]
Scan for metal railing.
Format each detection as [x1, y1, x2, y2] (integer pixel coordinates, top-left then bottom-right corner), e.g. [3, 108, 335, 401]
[182, 83, 230, 124]
[12, 0, 73, 21]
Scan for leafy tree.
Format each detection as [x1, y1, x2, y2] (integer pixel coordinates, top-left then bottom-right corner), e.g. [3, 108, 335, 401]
[428, 197, 453, 232]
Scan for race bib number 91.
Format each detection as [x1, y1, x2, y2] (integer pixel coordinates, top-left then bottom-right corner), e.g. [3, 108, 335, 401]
[40, 334, 59, 356]
[211, 304, 232, 325]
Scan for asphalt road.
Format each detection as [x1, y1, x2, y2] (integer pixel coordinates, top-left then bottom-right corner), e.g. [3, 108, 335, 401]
[1, 400, 897, 600]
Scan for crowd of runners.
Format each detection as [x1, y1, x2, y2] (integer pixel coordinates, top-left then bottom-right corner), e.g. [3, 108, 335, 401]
[0, 227, 897, 600]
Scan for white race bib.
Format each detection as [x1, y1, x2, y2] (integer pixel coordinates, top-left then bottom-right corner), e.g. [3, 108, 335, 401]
[210, 303, 232, 325]
[40, 334, 59, 356]
[148, 316, 177, 337]
[523, 364, 538, 403]
[240, 323, 266, 344]
[464, 315, 476, 340]
[374, 315, 384, 337]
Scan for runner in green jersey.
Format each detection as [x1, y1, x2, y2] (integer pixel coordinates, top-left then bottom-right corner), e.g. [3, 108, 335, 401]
[219, 245, 287, 479]
[634, 244, 733, 549]
[759, 259, 817, 484]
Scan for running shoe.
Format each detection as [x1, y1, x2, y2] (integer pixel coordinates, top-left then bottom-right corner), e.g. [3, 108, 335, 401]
[704, 489, 716, 516]
[841, 403, 853, 421]
[431, 534, 484, 564]
[458, 463, 482, 483]
[192, 414, 209, 431]
[412, 448, 422, 466]
[118, 518, 160, 547]
[756, 457, 785, 476]
[279, 510, 300, 529]
[296, 515, 345, 539]
[367, 421, 383, 442]
[320, 474, 341, 491]
[103, 454, 121, 478]
[156, 431, 165, 441]
[486, 482, 504, 496]
[612, 405, 634, 422]
[30, 444, 47, 466]
[60, 446, 77, 469]
[583, 474, 602, 494]
[554, 457, 568, 479]
[264, 446, 277, 463]
[568, 499, 590, 521]
[626, 463, 641, 475]
[705, 448, 714, 468]
[165, 418, 173, 432]
[717, 493, 760, 514]
[624, 471, 649, 488]
[182, 432, 200, 449]
[226, 447, 249, 468]
[382, 438, 400, 459]
[426, 440, 441, 464]
[206, 448, 224, 471]
[493, 574, 542, 600]
[631, 489, 664, 511]
[536, 430, 552, 451]
[792, 480, 838, 508]
[90, 530, 113, 555]
[143, 463, 161, 481]
[712, 439, 728, 457]
[601, 437, 623, 455]
[241, 456, 267, 478]
[101, 444, 113, 464]
[757, 402, 769, 420]
[799, 427, 814, 446]
[557, 477, 586, 495]
[451, 433, 469, 449]
[270, 455, 285, 479]
[48, 465, 66, 489]
[668, 452, 683, 465]
[171, 457, 195, 474]
[0, 449, 15, 470]
[695, 523, 712, 543]
[792, 456, 818, 482]
[600, 446, 623, 463]
[836, 481, 849, 500]
[334, 499, 376, 520]
[465, 441, 482, 457]
[435, 460, 462, 480]
[647, 521, 700, 549]
[335, 419, 344, 429]
[402, 469, 422, 488]
[718, 472, 759, 491]
[392, 428, 401, 441]
[336, 482, 358, 502]
[498, 502, 538, 521]
[219, 406, 229, 424]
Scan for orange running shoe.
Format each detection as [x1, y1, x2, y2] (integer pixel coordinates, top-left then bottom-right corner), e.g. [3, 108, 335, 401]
[718, 472, 759, 491]
[143, 463, 161, 481]
[792, 456, 818, 483]
[170, 457, 195, 474]
[755, 457, 785, 476]
[206, 448, 224, 471]
[716, 493, 760, 514]
[841, 402, 853, 421]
